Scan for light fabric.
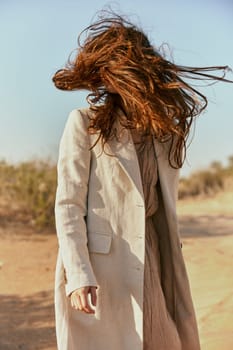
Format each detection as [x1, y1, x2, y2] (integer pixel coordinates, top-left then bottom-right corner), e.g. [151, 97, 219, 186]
[132, 132, 182, 349]
[54, 107, 201, 350]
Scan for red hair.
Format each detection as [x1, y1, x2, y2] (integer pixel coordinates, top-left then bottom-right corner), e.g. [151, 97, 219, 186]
[53, 13, 232, 168]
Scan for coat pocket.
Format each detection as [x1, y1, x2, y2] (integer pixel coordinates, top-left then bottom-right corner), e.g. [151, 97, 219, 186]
[87, 232, 112, 254]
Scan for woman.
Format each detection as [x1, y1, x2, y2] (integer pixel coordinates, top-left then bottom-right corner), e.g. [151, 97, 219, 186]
[52, 13, 231, 350]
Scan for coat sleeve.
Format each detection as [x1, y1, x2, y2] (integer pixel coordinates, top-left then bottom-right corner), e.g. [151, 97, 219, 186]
[55, 108, 97, 296]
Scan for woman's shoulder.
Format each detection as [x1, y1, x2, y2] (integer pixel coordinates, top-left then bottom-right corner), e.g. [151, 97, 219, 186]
[64, 107, 97, 134]
[67, 107, 93, 125]
[60, 107, 95, 147]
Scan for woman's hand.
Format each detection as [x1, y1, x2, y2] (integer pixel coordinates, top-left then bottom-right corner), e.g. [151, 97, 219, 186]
[70, 286, 97, 314]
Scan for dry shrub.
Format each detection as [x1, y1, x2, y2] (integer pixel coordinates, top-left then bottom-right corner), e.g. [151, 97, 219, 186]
[1, 155, 233, 228]
[0, 160, 57, 229]
[178, 156, 233, 199]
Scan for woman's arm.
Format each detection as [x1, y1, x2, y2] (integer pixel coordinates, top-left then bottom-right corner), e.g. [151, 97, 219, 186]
[55, 109, 97, 297]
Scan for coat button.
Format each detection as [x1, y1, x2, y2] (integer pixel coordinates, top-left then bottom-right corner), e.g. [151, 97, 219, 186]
[132, 265, 141, 271]
[136, 203, 144, 208]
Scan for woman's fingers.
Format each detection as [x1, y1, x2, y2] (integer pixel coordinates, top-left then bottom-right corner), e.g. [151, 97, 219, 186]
[70, 286, 97, 314]
[79, 289, 95, 314]
[71, 293, 82, 310]
[90, 286, 97, 307]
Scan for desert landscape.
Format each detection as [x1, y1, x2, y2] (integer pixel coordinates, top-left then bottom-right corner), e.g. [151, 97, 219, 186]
[0, 160, 232, 350]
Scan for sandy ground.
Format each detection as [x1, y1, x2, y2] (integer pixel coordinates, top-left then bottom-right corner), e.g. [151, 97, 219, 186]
[0, 192, 232, 350]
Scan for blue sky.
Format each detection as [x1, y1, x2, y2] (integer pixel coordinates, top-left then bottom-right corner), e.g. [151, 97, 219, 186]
[0, 0, 232, 176]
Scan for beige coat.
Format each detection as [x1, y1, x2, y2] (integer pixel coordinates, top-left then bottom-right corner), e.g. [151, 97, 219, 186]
[54, 108, 201, 350]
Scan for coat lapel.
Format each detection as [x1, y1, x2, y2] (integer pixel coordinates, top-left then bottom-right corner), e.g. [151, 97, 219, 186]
[153, 137, 180, 205]
[106, 111, 144, 202]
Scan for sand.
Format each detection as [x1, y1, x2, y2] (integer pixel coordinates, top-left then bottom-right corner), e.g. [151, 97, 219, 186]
[0, 191, 232, 349]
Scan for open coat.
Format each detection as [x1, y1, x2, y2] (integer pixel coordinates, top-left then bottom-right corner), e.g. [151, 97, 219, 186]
[54, 108, 201, 350]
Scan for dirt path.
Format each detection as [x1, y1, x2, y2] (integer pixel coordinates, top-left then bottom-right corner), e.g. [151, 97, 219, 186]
[0, 226, 57, 350]
[0, 201, 233, 349]
[179, 218, 233, 350]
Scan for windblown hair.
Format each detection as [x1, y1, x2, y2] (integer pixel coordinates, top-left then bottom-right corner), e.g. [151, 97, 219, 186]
[53, 13, 232, 168]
